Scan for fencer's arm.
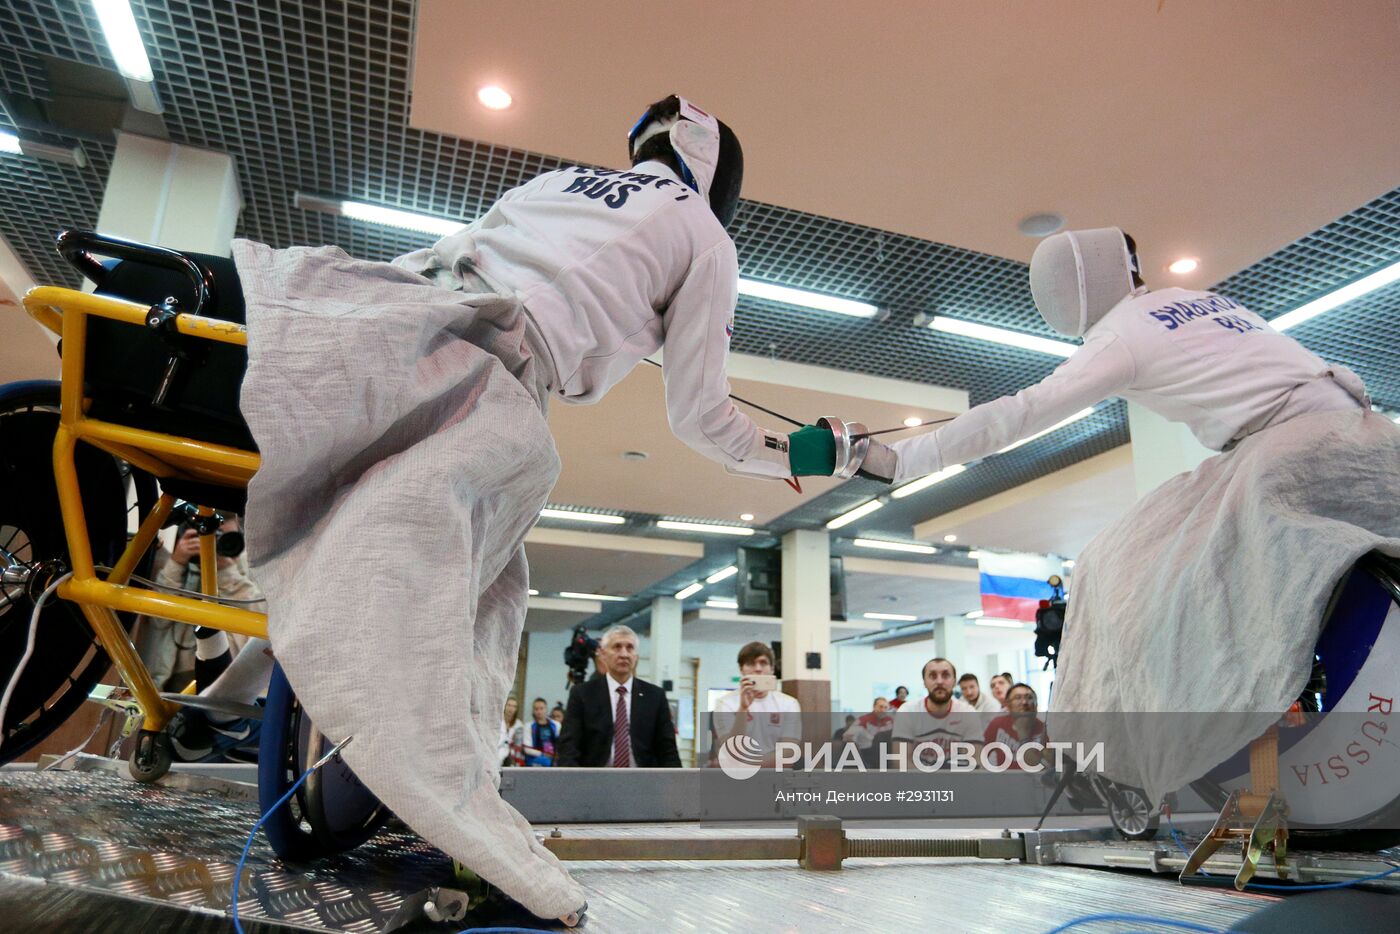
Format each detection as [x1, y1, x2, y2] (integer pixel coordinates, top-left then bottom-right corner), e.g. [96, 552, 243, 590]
[890, 334, 1136, 481]
[661, 242, 792, 478]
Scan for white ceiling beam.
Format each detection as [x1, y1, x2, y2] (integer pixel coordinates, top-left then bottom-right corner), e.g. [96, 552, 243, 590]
[842, 556, 979, 582]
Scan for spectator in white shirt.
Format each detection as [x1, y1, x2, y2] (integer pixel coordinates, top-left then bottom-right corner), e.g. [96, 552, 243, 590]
[712, 641, 802, 767]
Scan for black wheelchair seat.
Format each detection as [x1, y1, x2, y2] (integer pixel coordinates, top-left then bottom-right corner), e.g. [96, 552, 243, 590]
[83, 248, 255, 454]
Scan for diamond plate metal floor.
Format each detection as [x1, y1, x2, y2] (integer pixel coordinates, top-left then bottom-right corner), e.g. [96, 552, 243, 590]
[0, 768, 1287, 933]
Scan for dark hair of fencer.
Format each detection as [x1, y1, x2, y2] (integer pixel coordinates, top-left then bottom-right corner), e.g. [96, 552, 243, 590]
[1123, 231, 1145, 289]
[958, 673, 979, 684]
[738, 640, 775, 669]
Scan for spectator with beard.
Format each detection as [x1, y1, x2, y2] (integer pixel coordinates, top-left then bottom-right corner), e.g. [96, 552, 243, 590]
[893, 658, 984, 768]
[958, 673, 997, 712]
[982, 683, 1049, 769]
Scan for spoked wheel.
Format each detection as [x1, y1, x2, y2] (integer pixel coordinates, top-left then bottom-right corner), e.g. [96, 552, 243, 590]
[1104, 781, 1160, 840]
[257, 662, 390, 861]
[0, 381, 140, 764]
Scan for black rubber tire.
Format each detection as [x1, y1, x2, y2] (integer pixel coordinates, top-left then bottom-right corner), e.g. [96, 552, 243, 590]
[0, 381, 135, 764]
[128, 728, 173, 783]
[257, 662, 389, 861]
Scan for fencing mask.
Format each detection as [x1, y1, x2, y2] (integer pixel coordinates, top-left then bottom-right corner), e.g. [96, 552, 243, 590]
[1029, 228, 1138, 337]
[628, 95, 744, 227]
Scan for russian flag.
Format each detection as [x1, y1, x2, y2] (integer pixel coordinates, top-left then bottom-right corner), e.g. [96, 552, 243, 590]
[978, 552, 1062, 622]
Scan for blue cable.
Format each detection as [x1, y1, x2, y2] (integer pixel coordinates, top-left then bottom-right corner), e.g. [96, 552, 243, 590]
[232, 762, 316, 934]
[1167, 812, 1400, 892]
[1044, 914, 1221, 933]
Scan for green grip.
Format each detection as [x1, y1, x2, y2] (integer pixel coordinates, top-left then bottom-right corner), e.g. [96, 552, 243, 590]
[788, 425, 836, 476]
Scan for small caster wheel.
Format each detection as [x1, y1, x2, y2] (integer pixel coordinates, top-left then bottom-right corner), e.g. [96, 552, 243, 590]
[129, 729, 173, 783]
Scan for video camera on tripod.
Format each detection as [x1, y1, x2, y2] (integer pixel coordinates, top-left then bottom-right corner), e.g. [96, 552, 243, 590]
[563, 624, 600, 686]
[1033, 574, 1067, 669]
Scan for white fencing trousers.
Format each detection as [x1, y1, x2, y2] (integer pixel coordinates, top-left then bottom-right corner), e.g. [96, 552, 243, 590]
[233, 240, 585, 919]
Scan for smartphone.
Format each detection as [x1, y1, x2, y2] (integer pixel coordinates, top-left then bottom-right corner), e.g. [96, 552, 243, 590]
[747, 674, 778, 693]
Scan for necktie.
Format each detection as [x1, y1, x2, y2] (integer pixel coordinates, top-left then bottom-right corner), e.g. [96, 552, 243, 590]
[612, 685, 631, 768]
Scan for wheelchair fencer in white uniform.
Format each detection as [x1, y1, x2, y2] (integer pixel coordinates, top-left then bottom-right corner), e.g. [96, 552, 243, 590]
[865, 228, 1400, 820]
[228, 96, 880, 923]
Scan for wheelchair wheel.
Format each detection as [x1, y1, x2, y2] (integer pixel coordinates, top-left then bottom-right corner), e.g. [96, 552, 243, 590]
[258, 662, 390, 861]
[0, 381, 136, 764]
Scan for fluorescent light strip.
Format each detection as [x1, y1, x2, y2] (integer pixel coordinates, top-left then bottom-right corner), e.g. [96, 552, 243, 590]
[675, 582, 703, 600]
[930, 316, 1075, 358]
[826, 499, 883, 530]
[539, 507, 626, 525]
[996, 407, 1096, 454]
[890, 464, 967, 500]
[738, 278, 878, 319]
[559, 591, 627, 602]
[706, 565, 739, 584]
[655, 520, 754, 536]
[975, 618, 1027, 629]
[0, 132, 20, 155]
[964, 610, 985, 619]
[527, 589, 539, 596]
[1064, 559, 1076, 568]
[852, 538, 937, 555]
[339, 200, 466, 236]
[1272, 258, 1400, 332]
[706, 599, 738, 609]
[864, 612, 918, 621]
[93, 0, 155, 82]
[966, 551, 983, 560]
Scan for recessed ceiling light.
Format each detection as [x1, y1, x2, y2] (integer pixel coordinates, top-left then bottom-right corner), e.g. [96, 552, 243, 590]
[93, 0, 155, 82]
[890, 463, 967, 500]
[966, 550, 983, 560]
[903, 416, 923, 428]
[527, 589, 539, 596]
[477, 85, 513, 110]
[943, 534, 958, 543]
[975, 618, 1026, 629]
[706, 566, 739, 584]
[559, 591, 627, 602]
[965, 610, 985, 619]
[705, 599, 738, 609]
[656, 520, 754, 536]
[0, 132, 21, 155]
[852, 538, 937, 555]
[1271, 258, 1400, 332]
[826, 499, 883, 530]
[739, 513, 755, 521]
[1018, 213, 1066, 237]
[1168, 258, 1199, 275]
[539, 507, 626, 524]
[929, 316, 1075, 358]
[675, 582, 703, 600]
[1064, 559, 1076, 568]
[864, 612, 918, 621]
[738, 278, 878, 318]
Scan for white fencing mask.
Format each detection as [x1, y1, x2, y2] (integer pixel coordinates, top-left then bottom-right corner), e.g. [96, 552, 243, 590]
[1029, 228, 1137, 337]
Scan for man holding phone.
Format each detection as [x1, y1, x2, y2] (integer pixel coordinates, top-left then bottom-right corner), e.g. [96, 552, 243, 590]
[711, 642, 802, 767]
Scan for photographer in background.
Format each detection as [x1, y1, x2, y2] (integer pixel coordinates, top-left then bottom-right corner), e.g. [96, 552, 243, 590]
[134, 513, 262, 691]
[712, 641, 802, 768]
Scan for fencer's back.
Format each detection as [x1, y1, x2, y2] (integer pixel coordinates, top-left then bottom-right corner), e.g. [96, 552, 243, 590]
[1093, 287, 1364, 449]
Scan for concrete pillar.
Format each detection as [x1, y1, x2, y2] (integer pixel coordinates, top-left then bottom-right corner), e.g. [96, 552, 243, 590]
[97, 133, 241, 256]
[1127, 401, 1212, 499]
[647, 596, 682, 695]
[933, 617, 967, 668]
[781, 529, 831, 741]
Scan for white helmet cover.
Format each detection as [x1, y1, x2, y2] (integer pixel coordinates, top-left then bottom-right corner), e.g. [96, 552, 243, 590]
[1029, 227, 1137, 337]
[628, 96, 743, 226]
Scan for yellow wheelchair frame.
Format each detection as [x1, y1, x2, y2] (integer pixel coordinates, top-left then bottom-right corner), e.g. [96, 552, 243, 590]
[23, 285, 265, 743]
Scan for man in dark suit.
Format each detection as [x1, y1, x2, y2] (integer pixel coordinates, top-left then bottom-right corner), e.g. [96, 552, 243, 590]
[556, 625, 681, 768]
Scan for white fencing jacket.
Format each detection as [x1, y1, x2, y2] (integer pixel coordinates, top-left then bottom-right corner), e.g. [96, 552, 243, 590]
[893, 287, 1369, 480]
[394, 161, 789, 477]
